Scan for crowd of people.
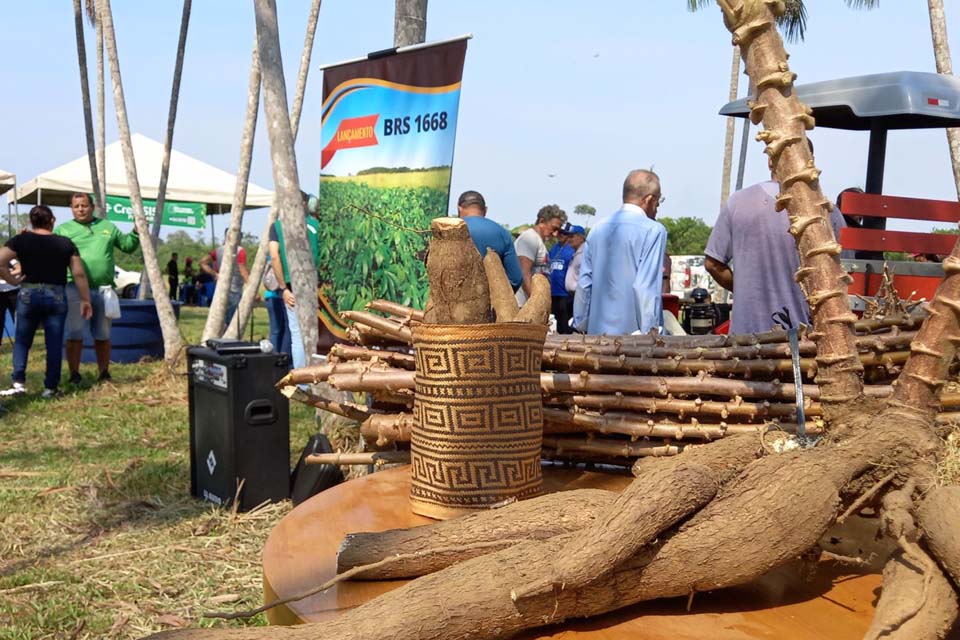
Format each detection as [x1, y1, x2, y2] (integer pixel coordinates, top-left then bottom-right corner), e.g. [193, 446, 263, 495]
[457, 169, 670, 336]
[461, 156, 895, 339]
[0, 161, 925, 401]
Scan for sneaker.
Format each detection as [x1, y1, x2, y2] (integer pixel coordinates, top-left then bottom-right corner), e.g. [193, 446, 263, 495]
[0, 382, 26, 397]
[68, 372, 82, 385]
[98, 370, 112, 382]
[41, 388, 62, 400]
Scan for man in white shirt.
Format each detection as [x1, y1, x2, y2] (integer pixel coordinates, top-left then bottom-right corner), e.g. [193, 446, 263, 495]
[514, 204, 565, 305]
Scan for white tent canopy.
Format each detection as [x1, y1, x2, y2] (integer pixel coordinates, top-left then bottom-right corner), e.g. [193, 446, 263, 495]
[8, 133, 273, 209]
[0, 171, 14, 196]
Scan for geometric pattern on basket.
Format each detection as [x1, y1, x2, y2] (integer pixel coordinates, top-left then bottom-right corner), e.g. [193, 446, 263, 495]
[411, 455, 541, 489]
[410, 322, 548, 514]
[413, 397, 543, 434]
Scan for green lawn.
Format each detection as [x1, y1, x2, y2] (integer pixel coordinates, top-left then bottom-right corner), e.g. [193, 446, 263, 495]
[0, 305, 319, 639]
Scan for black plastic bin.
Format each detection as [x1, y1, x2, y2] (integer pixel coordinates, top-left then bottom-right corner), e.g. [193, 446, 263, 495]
[187, 341, 290, 511]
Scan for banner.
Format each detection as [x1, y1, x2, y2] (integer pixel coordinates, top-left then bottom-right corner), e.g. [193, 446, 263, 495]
[104, 195, 206, 229]
[318, 39, 468, 311]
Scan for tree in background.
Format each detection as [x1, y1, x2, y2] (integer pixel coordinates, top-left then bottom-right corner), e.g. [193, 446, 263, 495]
[927, 0, 960, 200]
[99, 0, 183, 363]
[223, 0, 322, 340]
[201, 42, 260, 341]
[659, 216, 712, 255]
[141, 0, 193, 299]
[573, 203, 596, 222]
[394, 0, 427, 47]
[253, 0, 318, 361]
[72, 0, 104, 216]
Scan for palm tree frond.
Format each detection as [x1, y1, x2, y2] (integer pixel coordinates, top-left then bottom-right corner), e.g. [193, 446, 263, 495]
[843, 0, 880, 8]
[777, 0, 807, 43]
[686, 0, 715, 12]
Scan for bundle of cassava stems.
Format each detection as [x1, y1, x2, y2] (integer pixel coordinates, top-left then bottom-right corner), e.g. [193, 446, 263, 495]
[150, 2, 960, 638]
[280, 296, 960, 469]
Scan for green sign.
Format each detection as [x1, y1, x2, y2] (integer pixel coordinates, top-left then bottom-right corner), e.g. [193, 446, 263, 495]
[104, 195, 206, 229]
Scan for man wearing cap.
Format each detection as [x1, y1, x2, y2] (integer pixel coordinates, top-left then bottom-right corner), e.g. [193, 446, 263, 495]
[456, 190, 522, 291]
[549, 223, 585, 334]
[573, 170, 667, 335]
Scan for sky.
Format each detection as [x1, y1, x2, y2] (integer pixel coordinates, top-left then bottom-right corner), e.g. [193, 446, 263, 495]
[1, 1, 959, 241]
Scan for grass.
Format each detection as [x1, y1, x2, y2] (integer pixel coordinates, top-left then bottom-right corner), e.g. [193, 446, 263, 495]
[0, 305, 319, 639]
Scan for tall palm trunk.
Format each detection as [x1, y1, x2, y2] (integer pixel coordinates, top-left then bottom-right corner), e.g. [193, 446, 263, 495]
[222, 0, 322, 340]
[720, 0, 863, 416]
[394, 0, 428, 46]
[140, 0, 193, 300]
[927, 0, 960, 200]
[95, 0, 106, 218]
[99, 0, 184, 363]
[72, 0, 104, 216]
[253, 0, 318, 360]
[201, 44, 260, 342]
[720, 45, 741, 205]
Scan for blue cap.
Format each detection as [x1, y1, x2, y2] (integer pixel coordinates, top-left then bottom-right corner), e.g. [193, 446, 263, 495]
[566, 224, 586, 235]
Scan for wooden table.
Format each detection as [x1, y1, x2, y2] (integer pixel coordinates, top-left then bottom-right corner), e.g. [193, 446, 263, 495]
[262, 464, 911, 639]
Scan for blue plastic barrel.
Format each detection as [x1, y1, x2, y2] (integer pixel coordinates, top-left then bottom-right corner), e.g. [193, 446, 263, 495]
[80, 300, 182, 363]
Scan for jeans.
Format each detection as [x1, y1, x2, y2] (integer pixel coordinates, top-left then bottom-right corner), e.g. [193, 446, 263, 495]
[285, 303, 306, 370]
[13, 285, 68, 389]
[265, 295, 291, 356]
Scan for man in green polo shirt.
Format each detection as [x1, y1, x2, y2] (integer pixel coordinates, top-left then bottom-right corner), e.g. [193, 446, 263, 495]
[55, 193, 139, 383]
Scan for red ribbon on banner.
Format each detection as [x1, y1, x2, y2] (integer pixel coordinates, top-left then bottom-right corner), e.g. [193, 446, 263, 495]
[321, 114, 380, 168]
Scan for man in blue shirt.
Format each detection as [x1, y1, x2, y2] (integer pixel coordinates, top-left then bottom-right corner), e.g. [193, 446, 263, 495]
[548, 223, 584, 334]
[456, 190, 522, 291]
[573, 170, 667, 335]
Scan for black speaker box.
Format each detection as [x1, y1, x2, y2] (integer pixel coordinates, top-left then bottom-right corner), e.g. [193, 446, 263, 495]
[187, 342, 290, 511]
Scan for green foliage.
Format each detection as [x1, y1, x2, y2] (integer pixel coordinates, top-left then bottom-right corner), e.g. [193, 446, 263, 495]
[934, 227, 960, 235]
[573, 203, 596, 218]
[660, 216, 713, 255]
[112, 228, 259, 275]
[318, 180, 443, 311]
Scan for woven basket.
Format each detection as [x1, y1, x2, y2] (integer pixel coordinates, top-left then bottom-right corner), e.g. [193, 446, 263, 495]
[409, 322, 547, 519]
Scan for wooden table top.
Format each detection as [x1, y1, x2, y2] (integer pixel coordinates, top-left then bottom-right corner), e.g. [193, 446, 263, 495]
[261, 464, 927, 639]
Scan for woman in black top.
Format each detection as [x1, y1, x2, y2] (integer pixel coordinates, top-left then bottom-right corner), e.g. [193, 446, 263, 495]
[0, 206, 92, 397]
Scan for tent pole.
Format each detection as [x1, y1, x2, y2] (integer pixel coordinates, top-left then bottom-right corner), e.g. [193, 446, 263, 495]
[38, 187, 42, 207]
[13, 177, 19, 231]
[211, 204, 218, 247]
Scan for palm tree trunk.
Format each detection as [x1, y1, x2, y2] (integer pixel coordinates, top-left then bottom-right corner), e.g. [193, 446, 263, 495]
[99, 0, 184, 363]
[720, 45, 741, 206]
[927, 0, 960, 200]
[72, 0, 105, 216]
[222, 0, 322, 340]
[394, 0, 428, 46]
[720, 0, 863, 418]
[253, 0, 318, 361]
[140, 0, 193, 300]
[201, 43, 260, 342]
[96, 1, 106, 219]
